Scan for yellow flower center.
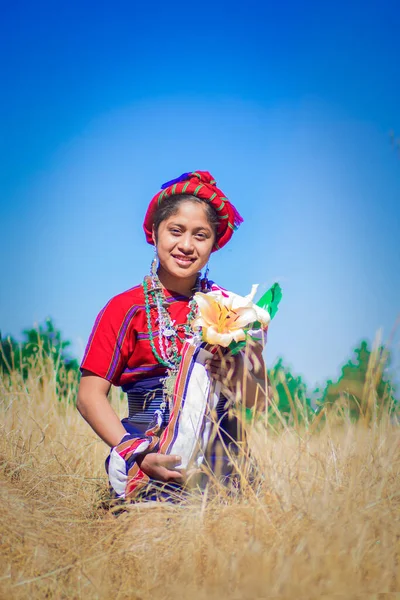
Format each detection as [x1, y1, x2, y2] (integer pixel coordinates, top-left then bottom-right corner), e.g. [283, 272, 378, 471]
[216, 306, 239, 333]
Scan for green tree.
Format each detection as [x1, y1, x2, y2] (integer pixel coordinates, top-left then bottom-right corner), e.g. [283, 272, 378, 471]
[21, 318, 79, 372]
[0, 318, 79, 398]
[317, 340, 397, 420]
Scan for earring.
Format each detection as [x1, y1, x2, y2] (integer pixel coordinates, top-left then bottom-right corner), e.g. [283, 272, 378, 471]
[150, 247, 158, 278]
[201, 261, 210, 290]
[204, 263, 210, 280]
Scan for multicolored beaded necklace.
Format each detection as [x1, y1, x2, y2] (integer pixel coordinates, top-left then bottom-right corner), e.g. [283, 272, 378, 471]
[142, 272, 201, 409]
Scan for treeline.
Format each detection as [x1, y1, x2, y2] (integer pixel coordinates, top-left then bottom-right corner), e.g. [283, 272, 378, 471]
[0, 319, 397, 421]
[268, 341, 397, 425]
[0, 319, 79, 400]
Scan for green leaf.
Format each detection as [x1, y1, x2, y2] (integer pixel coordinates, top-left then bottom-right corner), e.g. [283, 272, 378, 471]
[256, 283, 282, 320]
[228, 340, 247, 356]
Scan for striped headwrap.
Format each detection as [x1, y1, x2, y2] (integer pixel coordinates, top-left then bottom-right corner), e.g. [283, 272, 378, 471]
[143, 170, 244, 251]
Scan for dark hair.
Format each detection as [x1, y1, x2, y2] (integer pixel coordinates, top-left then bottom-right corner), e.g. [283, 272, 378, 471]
[152, 194, 219, 240]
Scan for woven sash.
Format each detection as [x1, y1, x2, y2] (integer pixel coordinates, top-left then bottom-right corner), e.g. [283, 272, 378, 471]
[158, 342, 221, 469]
[116, 339, 220, 499]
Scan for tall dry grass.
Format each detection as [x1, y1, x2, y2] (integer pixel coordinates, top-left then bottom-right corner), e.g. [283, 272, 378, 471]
[0, 348, 399, 599]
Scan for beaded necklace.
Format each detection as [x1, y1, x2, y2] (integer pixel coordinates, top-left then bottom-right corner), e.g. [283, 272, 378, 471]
[142, 273, 200, 410]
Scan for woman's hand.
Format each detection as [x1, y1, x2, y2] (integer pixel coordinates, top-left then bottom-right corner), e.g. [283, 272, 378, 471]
[137, 453, 185, 483]
[205, 346, 267, 410]
[205, 348, 243, 389]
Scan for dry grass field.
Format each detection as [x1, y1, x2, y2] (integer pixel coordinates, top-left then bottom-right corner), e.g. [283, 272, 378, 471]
[1, 353, 399, 599]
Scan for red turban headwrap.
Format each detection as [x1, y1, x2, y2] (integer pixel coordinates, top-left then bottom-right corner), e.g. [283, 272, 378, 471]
[143, 171, 243, 252]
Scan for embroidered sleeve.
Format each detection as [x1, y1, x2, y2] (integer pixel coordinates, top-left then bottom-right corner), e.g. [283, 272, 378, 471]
[80, 297, 138, 385]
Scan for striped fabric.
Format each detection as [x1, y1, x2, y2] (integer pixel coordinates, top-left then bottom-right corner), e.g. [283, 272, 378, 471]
[125, 377, 166, 429]
[108, 340, 244, 501]
[123, 376, 231, 436]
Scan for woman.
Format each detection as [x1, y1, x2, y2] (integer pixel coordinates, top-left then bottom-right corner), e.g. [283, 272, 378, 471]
[77, 171, 267, 502]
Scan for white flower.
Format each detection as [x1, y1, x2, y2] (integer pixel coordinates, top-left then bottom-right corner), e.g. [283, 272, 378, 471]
[191, 286, 270, 347]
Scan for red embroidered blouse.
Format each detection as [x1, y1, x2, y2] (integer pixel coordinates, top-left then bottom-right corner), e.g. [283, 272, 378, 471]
[80, 283, 194, 390]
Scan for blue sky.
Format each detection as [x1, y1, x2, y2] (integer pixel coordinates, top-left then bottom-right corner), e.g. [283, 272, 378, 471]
[1, 1, 399, 389]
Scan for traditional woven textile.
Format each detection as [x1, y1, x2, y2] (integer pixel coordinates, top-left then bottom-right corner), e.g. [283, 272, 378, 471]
[80, 284, 197, 388]
[107, 322, 268, 501]
[106, 340, 220, 500]
[143, 170, 244, 251]
[161, 342, 221, 470]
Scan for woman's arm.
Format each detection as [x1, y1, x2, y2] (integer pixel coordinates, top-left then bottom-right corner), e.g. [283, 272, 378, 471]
[77, 370, 185, 482]
[239, 346, 268, 410]
[76, 370, 127, 447]
[206, 344, 268, 410]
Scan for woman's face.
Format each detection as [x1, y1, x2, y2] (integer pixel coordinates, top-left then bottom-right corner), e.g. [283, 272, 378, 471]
[153, 201, 215, 282]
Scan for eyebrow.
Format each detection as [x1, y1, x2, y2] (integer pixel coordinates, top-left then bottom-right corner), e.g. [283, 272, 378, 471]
[169, 223, 212, 233]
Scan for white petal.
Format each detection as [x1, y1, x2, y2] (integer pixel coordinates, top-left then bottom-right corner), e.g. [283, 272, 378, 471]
[230, 306, 258, 329]
[193, 293, 221, 326]
[191, 316, 206, 329]
[245, 284, 259, 302]
[232, 328, 246, 342]
[204, 290, 225, 303]
[253, 305, 271, 326]
[205, 326, 233, 347]
[228, 293, 245, 310]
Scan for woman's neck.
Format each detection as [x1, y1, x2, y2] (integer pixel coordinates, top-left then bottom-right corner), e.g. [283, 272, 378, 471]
[156, 266, 198, 298]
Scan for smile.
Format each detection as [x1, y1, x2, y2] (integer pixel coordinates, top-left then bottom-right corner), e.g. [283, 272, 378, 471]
[172, 254, 196, 265]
